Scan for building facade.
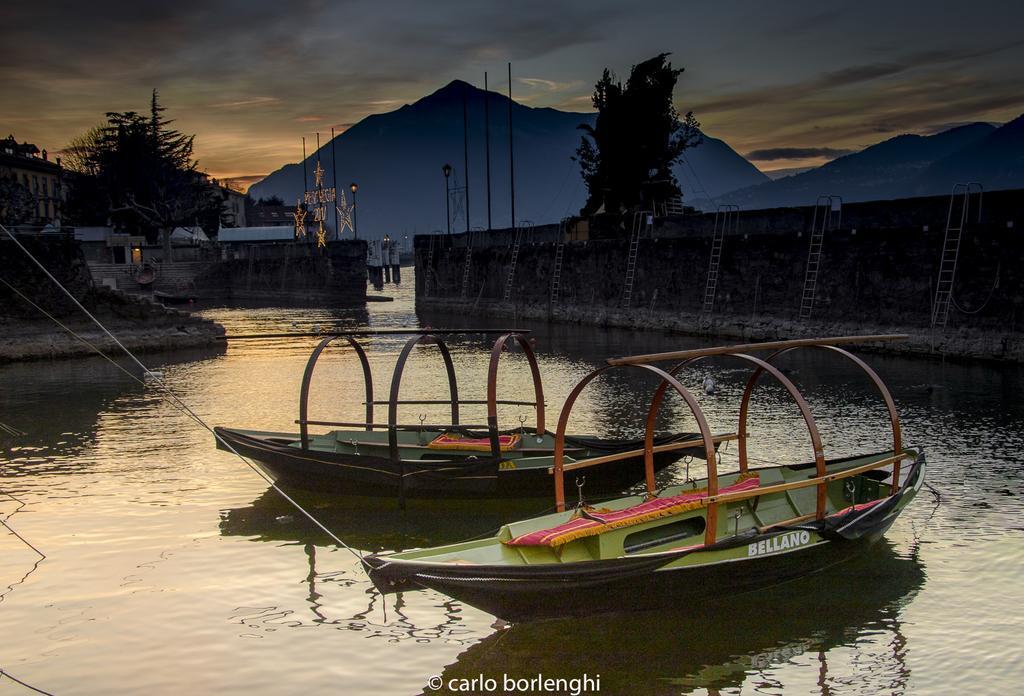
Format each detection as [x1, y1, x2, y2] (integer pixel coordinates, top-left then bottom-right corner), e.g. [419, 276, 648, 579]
[0, 135, 62, 226]
[218, 183, 247, 228]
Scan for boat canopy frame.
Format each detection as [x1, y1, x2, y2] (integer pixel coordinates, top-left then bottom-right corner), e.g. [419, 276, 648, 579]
[296, 329, 545, 461]
[553, 335, 909, 545]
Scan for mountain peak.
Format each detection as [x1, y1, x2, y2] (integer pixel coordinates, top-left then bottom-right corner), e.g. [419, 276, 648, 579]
[420, 79, 493, 106]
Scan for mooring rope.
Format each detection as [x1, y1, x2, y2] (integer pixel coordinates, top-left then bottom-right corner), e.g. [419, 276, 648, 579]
[0, 224, 366, 566]
[0, 667, 55, 696]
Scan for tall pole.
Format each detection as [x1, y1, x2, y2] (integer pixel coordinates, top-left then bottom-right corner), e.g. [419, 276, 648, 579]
[463, 83, 470, 234]
[331, 127, 339, 240]
[508, 62, 516, 231]
[350, 184, 358, 239]
[301, 137, 308, 193]
[445, 174, 451, 235]
[301, 137, 308, 243]
[484, 71, 492, 231]
[316, 132, 322, 246]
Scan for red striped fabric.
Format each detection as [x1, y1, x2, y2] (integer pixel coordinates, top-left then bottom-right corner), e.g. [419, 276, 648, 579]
[506, 475, 761, 547]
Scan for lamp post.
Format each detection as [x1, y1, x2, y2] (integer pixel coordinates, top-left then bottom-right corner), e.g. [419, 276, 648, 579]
[442, 163, 452, 236]
[349, 182, 358, 239]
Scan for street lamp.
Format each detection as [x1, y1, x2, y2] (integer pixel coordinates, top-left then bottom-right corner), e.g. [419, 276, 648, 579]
[442, 163, 452, 236]
[350, 182, 358, 239]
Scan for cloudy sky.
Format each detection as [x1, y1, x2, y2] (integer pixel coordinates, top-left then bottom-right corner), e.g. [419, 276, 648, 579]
[2, 0, 1022, 188]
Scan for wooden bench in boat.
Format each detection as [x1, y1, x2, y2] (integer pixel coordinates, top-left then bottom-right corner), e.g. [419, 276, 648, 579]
[505, 474, 761, 547]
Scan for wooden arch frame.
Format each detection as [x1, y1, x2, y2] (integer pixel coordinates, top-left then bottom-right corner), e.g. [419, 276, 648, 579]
[387, 333, 460, 462]
[485, 332, 546, 458]
[664, 352, 829, 519]
[740, 344, 903, 491]
[299, 335, 373, 449]
[552, 364, 717, 537]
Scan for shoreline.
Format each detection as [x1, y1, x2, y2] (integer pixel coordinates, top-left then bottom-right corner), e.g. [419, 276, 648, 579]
[0, 321, 225, 363]
[0, 316, 226, 363]
[417, 298, 1024, 364]
[0, 288, 226, 364]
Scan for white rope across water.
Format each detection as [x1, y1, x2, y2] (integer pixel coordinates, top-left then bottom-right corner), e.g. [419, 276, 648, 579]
[0, 223, 366, 565]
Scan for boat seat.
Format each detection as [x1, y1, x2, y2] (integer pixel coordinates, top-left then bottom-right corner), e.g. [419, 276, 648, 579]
[505, 473, 760, 548]
[428, 432, 521, 452]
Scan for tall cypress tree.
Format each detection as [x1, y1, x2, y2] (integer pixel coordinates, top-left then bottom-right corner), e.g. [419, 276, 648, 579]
[576, 54, 701, 218]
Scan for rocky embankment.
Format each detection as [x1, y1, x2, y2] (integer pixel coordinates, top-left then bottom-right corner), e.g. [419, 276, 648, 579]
[1, 235, 225, 363]
[0, 286, 225, 362]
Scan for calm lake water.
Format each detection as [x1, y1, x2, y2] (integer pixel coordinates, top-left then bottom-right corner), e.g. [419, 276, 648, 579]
[2, 270, 1023, 695]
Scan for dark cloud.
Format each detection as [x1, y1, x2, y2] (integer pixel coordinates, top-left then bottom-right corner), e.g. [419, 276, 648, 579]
[692, 38, 1024, 118]
[746, 147, 857, 162]
[1, 0, 1022, 179]
[778, 9, 846, 35]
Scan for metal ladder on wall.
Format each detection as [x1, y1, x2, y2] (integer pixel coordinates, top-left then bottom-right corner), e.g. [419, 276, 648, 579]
[503, 220, 533, 302]
[459, 231, 474, 300]
[423, 234, 436, 297]
[702, 205, 739, 315]
[931, 182, 983, 330]
[799, 195, 842, 320]
[550, 220, 569, 306]
[622, 211, 653, 307]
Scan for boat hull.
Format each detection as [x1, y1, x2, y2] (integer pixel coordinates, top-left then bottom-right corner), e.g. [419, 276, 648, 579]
[214, 426, 691, 499]
[365, 456, 924, 622]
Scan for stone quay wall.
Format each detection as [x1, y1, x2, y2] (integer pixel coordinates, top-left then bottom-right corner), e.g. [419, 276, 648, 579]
[415, 188, 1024, 361]
[192, 239, 367, 305]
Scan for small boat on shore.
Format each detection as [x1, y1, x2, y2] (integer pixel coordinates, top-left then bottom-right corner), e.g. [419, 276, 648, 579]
[215, 329, 723, 501]
[364, 335, 925, 622]
[153, 290, 197, 305]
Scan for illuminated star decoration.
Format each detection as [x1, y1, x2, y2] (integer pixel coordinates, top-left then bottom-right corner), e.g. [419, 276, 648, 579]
[335, 189, 354, 236]
[293, 197, 307, 238]
[303, 156, 336, 248]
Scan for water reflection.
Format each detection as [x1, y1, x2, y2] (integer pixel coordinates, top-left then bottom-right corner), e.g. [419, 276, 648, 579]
[432, 541, 925, 695]
[219, 485, 557, 551]
[228, 542, 476, 646]
[2, 270, 1023, 695]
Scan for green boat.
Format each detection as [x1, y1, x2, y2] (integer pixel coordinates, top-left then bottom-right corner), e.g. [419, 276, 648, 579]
[364, 335, 925, 622]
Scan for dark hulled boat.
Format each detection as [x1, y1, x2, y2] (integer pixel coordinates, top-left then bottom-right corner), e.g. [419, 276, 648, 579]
[214, 425, 712, 498]
[215, 329, 723, 500]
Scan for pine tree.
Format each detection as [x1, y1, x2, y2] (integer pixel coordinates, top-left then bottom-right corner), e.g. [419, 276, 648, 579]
[64, 90, 222, 259]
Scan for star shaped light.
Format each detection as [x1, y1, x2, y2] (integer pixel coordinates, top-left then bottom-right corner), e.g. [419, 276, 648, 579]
[293, 198, 307, 238]
[336, 189, 354, 235]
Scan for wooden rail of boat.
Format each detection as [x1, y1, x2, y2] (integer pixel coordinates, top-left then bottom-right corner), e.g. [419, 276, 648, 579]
[604, 334, 908, 367]
[295, 329, 546, 503]
[546, 433, 739, 474]
[552, 335, 910, 546]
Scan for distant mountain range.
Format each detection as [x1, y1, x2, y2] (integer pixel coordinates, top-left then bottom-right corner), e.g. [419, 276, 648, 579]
[249, 80, 1024, 234]
[248, 80, 767, 238]
[715, 116, 1024, 209]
